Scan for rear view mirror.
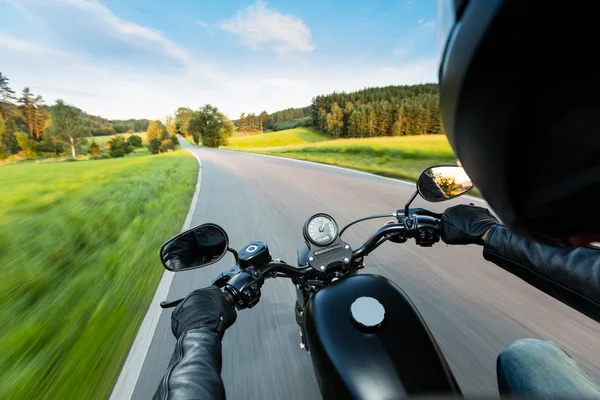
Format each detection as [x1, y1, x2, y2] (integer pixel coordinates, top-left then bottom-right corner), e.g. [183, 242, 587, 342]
[160, 224, 229, 272]
[417, 165, 474, 202]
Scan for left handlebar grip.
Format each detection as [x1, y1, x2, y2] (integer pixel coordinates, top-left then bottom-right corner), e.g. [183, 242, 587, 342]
[222, 287, 238, 307]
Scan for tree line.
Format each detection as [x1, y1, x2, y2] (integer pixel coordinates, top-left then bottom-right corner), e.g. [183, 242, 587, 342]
[311, 84, 443, 138]
[235, 106, 311, 133]
[235, 85, 442, 138]
[0, 71, 171, 160]
[0, 71, 150, 155]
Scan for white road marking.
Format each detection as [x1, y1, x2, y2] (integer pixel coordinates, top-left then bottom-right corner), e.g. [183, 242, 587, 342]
[109, 142, 202, 400]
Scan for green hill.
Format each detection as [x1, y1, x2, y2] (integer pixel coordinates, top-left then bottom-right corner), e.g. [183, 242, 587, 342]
[226, 128, 330, 148]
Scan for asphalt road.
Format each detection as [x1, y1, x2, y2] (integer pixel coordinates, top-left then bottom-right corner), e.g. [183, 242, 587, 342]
[132, 141, 600, 399]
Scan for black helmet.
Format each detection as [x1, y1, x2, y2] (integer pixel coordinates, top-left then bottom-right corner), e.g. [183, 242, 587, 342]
[437, 0, 600, 246]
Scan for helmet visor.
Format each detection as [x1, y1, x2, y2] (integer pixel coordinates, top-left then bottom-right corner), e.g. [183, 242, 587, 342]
[436, 0, 456, 65]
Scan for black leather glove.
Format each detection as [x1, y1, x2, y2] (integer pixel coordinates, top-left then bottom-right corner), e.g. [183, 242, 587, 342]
[171, 286, 237, 339]
[441, 204, 499, 245]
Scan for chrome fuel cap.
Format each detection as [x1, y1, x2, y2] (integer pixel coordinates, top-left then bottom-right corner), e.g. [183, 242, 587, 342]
[350, 297, 385, 328]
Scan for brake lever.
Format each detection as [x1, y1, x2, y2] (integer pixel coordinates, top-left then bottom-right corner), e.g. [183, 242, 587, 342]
[160, 298, 183, 308]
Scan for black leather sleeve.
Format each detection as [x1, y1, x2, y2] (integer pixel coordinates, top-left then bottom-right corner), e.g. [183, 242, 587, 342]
[483, 225, 600, 322]
[153, 329, 225, 400]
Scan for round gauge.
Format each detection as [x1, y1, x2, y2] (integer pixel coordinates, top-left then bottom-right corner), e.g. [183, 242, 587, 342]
[305, 214, 338, 246]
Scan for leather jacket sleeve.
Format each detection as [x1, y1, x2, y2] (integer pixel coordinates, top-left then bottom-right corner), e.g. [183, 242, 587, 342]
[153, 329, 225, 400]
[483, 225, 600, 322]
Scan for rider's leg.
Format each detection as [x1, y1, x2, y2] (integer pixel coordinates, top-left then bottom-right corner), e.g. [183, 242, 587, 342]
[497, 338, 600, 396]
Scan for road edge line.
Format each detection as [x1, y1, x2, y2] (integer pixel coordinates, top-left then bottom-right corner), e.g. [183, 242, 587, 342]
[109, 144, 203, 400]
[222, 149, 486, 204]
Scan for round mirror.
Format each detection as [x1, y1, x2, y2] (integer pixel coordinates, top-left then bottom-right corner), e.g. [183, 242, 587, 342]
[417, 165, 474, 202]
[160, 223, 229, 272]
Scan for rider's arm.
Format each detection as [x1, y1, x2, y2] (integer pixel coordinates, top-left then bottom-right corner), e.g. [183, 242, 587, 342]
[483, 224, 600, 323]
[154, 287, 236, 400]
[154, 330, 225, 400]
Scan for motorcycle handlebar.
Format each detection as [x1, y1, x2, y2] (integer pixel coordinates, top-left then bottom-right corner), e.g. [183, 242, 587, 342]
[222, 214, 440, 309]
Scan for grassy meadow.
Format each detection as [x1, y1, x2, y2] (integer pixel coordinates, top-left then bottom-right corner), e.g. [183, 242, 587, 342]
[0, 149, 198, 399]
[227, 131, 457, 181]
[226, 127, 330, 148]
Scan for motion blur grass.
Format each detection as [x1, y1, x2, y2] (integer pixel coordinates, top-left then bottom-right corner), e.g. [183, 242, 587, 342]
[0, 149, 198, 399]
[226, 127, 330, 148]
[233, 133, 457, 181]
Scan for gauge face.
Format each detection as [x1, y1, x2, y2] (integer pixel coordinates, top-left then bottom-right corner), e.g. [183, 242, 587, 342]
[307, 215, 337, 246]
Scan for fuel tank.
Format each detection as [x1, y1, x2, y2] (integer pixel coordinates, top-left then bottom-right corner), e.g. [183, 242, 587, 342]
[304, 274, 461, 399]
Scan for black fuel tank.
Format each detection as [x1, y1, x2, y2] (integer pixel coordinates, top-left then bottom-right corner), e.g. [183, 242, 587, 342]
[305, 274, 461, 399]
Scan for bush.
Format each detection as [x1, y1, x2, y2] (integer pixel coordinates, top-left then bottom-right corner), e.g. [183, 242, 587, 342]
[127, 135, 143, 148]
[159, 139, 173, 153]
[89, 140, 101, 155]
[107, 136, 133, 158]
[35, 141, 63, 154]
[15, 132, 37, 158]
[148, 138, 161, 154]
[90, 153, 110, 160]
[170, 134, 179, 148]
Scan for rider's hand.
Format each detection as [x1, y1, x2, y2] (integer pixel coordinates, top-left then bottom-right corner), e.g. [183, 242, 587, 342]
[171, 286, 237, 339]
[441, 204, 499, 245]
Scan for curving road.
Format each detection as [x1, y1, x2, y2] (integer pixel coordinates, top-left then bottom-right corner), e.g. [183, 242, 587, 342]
[132, 140, 600, 399]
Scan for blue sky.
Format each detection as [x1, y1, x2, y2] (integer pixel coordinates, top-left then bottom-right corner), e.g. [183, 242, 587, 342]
[0, 0, 438, 119]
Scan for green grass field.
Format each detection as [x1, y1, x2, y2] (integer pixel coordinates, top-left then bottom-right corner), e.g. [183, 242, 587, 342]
[86, 131, 148, 146]
[225, 128, 330, 148]
[232, 132, 457, 181]
[0, 149, 198, 399]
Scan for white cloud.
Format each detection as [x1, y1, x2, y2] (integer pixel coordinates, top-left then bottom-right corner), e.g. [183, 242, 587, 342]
[218, 0, 314, 55]
[1, 1, 436, 120]
[419, 20, 435, 32]
[393, 19, 436, 59]
[197, 20, 209, 28]
[11, 0, 192, 66]
[0, 32, 67, 57]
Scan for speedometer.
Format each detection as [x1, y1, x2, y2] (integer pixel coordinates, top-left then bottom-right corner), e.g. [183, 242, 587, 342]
[304, 214, 338, 246]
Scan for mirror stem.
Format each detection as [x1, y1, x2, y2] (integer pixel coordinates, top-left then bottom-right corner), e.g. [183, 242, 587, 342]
[404, 190, 418, 225]
[228, 247, 239, 263]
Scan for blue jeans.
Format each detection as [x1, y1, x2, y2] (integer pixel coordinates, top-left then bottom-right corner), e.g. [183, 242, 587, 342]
[497, 338, 600, 397]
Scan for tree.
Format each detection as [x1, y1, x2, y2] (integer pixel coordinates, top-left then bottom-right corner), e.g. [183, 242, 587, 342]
[188, 104, 230, 148]
[15, 131, 37, 158]
[147, 120, 167, 143]
[165, 115, 177, 136]
[33, 98, 49, 140]
[89, 140, 101, 155]
[19, 87, 36, 138]
[148, 138, 161, 154]
[0, 72, 16, 121]
[174, 107, 193, 136]
[2, 116, 19, 154]
[47, 99, 86, 159]
[325, 102, 344, 138]
[127, 134, 143, 147]
[0, 117, 5, 159]
[258, 111, 268, 133]
[170, 134, 179, 149]
[107, 135, 133, 158]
